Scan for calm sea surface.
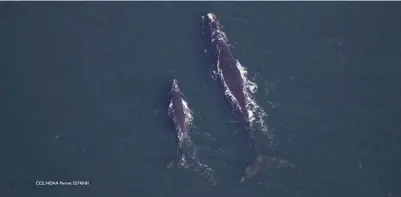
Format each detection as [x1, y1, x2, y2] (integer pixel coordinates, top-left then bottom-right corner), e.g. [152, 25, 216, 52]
[0, 2, 400, 197]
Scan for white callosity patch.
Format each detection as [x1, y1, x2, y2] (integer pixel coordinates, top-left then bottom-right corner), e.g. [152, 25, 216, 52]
[207, 13, 216, 22]
[207, 14, 228, 45]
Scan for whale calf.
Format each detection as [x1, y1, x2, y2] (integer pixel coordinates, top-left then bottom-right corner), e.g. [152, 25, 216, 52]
[166, 79, 217, 185]
[167, 79, 195, 168]
[202, 13, 294, 182]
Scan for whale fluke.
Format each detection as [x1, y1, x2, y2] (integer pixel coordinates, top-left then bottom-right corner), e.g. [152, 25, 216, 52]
[240, 155, 295, 183]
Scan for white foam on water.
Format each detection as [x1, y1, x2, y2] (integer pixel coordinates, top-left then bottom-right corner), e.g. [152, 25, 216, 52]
[216, 30, 228, 43]
[168, 102, 173, 110]
[238, 60, 276, 145]
[181, 99, 194, 126]
[193, 162, 217, 186]
[177, 136, 217, 185]
[169, 96, 194, 135]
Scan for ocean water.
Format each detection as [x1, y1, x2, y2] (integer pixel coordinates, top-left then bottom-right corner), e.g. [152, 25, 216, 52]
[0, 2, 400, 197]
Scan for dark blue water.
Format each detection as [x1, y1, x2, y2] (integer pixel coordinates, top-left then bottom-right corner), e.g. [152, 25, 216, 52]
[1, 2, 400, 197]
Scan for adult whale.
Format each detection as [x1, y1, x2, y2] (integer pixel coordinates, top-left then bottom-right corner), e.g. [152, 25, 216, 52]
[202, 13, 252, 127]
[202, 13, 294, 182]
[166, 79, 194, 168]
